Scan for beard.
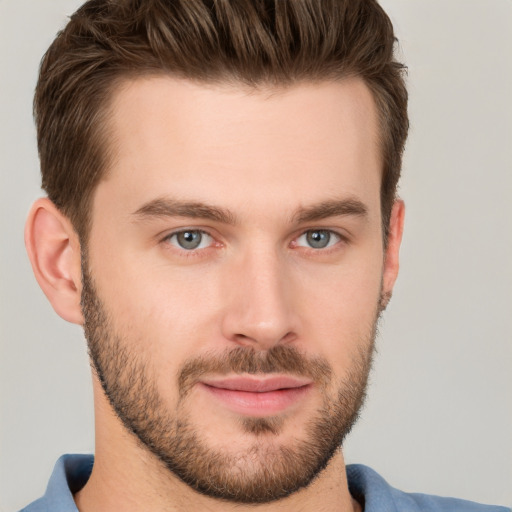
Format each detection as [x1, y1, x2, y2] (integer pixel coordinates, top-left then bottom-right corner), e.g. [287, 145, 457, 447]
[81, 262, 379, 504]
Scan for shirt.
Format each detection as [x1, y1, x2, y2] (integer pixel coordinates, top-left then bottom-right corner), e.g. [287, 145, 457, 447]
[20, 454, 511, 511]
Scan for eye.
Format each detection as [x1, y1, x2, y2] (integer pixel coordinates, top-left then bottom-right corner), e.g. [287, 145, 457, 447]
[166, 230, 213, 250]
[295, 229, 341, 249]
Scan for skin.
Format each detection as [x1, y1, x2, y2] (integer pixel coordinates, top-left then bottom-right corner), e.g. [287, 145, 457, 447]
[25, 76, 405, 512]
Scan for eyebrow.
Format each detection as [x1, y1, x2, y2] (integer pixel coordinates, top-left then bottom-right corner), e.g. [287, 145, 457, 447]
[132, 196, 368, 226]
[293, 198, 368, 224]
[133, 198, 237, 225]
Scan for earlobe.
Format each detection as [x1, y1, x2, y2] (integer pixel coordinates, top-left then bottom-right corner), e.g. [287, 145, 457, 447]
[381, 199, 405, 308]
[25, 198, 84, 325]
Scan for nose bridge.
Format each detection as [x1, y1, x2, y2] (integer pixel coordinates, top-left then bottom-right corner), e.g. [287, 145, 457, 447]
[221, 242, 297, 348]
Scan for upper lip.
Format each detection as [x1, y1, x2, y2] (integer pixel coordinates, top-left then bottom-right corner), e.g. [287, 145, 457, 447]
[201, 376, 312, 393]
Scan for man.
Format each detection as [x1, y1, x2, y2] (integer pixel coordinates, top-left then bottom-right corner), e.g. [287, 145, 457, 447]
[17, 1, 509, 511]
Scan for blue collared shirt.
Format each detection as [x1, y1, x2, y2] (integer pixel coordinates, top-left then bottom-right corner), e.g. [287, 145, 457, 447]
[19, 454, 510, 512]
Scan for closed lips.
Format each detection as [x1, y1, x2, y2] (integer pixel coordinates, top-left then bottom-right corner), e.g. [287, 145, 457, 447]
[201, 376, 312, 392]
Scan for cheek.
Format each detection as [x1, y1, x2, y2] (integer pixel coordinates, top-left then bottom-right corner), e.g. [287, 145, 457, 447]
[295, 253, 382, 370]
[87, 245, 218, 380]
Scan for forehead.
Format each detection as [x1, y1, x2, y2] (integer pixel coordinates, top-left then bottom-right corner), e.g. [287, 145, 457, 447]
[97, 76, 381, 221]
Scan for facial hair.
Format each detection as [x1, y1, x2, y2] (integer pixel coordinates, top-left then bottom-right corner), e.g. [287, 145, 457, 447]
[81, 262, 379, 504]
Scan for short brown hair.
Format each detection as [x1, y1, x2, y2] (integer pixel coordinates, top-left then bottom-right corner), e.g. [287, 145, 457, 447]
[34, 0, 408, 241]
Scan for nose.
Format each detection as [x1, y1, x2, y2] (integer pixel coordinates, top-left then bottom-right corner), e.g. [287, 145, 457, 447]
[220, 247, 299, 350]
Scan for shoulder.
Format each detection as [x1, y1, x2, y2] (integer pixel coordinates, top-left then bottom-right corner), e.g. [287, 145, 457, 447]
[346, 464, 510, 512]
[19, 497, 47, 512]
[405, 493, 511, 512]
[17, 454, 94, 512]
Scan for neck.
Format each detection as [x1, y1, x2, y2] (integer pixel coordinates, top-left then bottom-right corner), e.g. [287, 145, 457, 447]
[75, 380, 360, 512]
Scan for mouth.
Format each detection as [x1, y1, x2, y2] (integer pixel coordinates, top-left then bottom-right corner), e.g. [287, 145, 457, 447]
[199, 376, 313, 416]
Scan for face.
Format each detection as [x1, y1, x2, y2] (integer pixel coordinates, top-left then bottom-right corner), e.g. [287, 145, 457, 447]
[82, 77, 390, 503]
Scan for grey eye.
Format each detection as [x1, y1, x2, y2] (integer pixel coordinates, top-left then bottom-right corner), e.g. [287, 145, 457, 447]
[296, 230, 340, 249]
[169, 230, 212, 250]
[306, 230, 331, 248]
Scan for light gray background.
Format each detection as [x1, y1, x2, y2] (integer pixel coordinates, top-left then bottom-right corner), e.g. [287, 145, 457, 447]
[1, 1, 511, 510]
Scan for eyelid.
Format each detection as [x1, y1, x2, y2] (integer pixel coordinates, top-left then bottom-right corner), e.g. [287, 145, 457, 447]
[157, 226, 349, 253]
[161, 228, 216, 251]
[292, 228, 348, 250]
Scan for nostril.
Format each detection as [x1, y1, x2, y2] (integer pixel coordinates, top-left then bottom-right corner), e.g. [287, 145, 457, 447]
[230, 330, 297, 349]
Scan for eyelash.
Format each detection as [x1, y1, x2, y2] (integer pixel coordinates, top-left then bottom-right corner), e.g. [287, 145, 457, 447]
[293, 230, 343, 251]
[160, 228, 348, 256]
[161, 229, 217, 258]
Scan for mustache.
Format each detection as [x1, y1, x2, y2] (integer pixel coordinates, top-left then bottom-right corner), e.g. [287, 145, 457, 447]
[178, 345, 332, 397]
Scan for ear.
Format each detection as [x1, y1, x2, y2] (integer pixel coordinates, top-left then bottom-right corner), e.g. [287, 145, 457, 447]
[381, 199, 405, 307]
[25, 197, 84, 325]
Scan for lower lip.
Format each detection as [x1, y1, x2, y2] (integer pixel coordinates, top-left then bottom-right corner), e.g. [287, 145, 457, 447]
[200, 383, 312, 416]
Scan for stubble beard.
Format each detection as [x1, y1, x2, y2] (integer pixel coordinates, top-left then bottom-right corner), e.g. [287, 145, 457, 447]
[81, 262, 379, 504]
